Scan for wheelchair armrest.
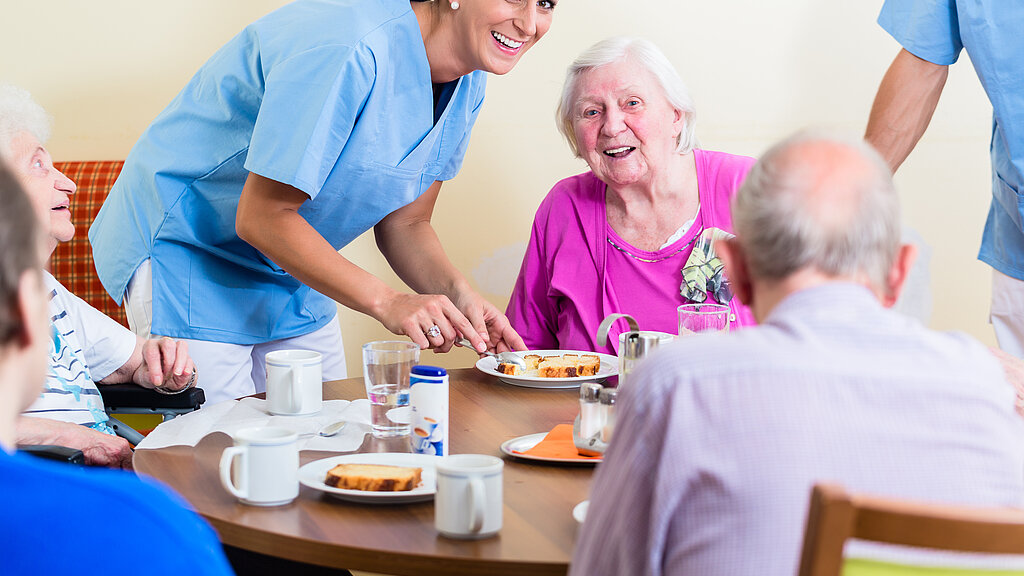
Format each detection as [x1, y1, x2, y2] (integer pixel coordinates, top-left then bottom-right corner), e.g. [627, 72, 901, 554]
[100, 383, 205, 412]
[19, 445, 86, 466]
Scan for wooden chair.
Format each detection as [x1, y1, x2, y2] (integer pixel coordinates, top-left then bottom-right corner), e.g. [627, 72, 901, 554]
[798, 483, 1024, 576]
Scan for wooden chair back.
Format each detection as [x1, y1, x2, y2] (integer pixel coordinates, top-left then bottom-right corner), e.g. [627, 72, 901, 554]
[798, 483, 1024, 576]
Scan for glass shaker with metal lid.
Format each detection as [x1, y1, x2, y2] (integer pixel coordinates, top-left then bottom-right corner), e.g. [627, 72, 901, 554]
[599, 387, 618, 443]
[573, 382, 605, 456]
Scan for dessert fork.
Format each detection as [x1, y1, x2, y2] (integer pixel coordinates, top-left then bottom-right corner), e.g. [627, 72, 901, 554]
[457, 338, 527, 370]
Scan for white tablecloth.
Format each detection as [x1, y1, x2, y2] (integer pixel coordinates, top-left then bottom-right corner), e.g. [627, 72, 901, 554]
[135, 397, 373, 453]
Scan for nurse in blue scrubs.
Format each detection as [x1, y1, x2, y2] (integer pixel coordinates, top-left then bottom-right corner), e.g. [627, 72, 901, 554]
[89, 0, 554, 404]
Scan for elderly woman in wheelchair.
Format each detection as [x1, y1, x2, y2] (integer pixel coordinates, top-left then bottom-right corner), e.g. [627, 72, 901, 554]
[1, 85, 197, 469]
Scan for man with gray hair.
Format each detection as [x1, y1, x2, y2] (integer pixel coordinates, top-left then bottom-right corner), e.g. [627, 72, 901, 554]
[570, 132, 1024, 576]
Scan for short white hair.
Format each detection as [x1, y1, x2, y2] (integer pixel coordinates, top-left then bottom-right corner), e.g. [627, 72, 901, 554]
[556, 36, 697, 158]
[0, 84, 51, 159]
[732, 130, 901, 289]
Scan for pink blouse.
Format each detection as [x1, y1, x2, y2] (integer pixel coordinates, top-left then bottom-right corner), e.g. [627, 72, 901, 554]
[506, 149, 756, 355]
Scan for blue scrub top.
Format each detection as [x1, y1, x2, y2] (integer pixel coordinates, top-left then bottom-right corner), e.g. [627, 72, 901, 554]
[90, 0, 487, 344]
[879, 1, 1024, 279]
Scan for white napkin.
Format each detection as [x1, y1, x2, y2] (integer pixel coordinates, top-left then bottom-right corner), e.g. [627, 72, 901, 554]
[135, 397, 373, 452]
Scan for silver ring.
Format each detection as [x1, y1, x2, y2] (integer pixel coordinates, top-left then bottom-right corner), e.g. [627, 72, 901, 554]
[425, 325, 441, 339]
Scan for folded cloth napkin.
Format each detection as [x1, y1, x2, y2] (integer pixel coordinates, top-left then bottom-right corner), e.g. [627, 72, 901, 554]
[680, 227, 734, 305]
[515, 424, 602, 460]
[135, 397, 373, 453]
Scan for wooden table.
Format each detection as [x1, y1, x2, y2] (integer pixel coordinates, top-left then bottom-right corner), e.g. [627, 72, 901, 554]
[134, 367, 594, 576]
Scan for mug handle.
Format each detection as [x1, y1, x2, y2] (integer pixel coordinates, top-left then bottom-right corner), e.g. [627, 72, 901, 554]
[219, 446, 248, 500]
[290, 367, 302, 414]
[468, 476, 485, 533]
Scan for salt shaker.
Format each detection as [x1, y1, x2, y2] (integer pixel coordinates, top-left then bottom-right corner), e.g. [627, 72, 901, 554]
[573, 382, 605, 456]
[579, 382, 603, 439]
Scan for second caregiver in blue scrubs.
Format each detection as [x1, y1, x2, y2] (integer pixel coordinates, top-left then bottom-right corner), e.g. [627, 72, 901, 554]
[90, 0, 553, 403]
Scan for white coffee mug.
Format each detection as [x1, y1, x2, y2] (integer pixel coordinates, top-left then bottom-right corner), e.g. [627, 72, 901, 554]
[219, 426, 299, 506]
[266, 349, 323, 416]
[435, 454, 503, 539]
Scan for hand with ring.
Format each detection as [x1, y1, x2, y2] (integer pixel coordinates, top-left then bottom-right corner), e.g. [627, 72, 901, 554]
[376, 292, 486, 352]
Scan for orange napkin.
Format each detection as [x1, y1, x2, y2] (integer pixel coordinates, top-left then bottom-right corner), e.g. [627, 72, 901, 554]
[515, 424, 603, 460]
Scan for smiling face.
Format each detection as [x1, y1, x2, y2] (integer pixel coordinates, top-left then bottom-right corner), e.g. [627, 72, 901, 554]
[8, 130, 76, 256]
[453, 0, 556, 76]
[570, 57, 685, 190]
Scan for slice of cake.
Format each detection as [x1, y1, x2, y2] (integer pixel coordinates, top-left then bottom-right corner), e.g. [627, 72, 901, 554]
[325, 463, 423, 492]
[523, 354, 542, 370]
[578, 354, 601, 376]
[496, 362, 522, 375]
[538, 357, 579, 378]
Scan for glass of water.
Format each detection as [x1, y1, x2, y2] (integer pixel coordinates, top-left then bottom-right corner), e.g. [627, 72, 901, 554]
[677, 303, 731, 336]
[362, 341, 420, 438]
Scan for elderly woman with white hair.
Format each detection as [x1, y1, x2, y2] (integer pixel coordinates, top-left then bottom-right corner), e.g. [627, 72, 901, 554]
[0, 85, 196, 469]
[506, 37, 757, 354]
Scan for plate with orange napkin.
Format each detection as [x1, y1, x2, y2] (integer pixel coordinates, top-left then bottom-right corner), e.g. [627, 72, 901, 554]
[500, 424, 602, 465]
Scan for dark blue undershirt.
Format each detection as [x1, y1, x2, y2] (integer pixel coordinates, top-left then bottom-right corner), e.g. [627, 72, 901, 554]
[432, 80, 457, 125]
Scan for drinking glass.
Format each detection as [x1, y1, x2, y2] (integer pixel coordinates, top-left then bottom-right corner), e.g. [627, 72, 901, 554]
[677, 303, 731, 336]
[362, 341, 420, 438]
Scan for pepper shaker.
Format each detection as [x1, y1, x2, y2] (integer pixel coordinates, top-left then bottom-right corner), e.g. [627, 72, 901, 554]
[599, 387, 618, 443]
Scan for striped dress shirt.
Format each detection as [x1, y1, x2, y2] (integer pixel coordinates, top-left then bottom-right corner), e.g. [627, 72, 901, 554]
[571, 283, 1024, 576]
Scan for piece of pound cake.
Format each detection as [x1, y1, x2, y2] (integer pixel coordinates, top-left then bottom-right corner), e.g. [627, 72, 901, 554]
[578, 354, 601, 376]
[538, 357, 579, 378]
[325, 463, 423, 492]
[496, 362, 522, 375]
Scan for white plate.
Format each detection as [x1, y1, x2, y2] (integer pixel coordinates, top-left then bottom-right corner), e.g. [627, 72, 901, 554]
[573, 500, 590, 524]
[476, 350, 617, 389]
[298, 452, 437, 504]
[499, 432, 602, 466]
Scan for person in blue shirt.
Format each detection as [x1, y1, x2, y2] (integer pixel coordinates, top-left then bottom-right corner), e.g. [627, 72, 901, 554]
[865, 1, 1024, 359]
[0, 161, 234, 575]
[90, 0, 554, 404]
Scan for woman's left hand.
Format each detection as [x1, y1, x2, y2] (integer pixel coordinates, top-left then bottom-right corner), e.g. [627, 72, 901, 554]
[452, 289, 527, 354]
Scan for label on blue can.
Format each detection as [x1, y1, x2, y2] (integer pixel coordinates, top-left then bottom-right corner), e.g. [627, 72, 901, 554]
[409, 365, 448, 456]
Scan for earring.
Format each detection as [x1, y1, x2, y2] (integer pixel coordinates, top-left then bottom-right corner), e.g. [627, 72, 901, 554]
[450, 1, 460, 9]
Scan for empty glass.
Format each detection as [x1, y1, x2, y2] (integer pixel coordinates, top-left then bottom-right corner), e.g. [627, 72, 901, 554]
[677, 303, 731, 336]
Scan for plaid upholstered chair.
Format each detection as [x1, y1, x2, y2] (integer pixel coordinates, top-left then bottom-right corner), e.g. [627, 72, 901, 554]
[51, 160, 127, 326]
[41, 161, 203, 447]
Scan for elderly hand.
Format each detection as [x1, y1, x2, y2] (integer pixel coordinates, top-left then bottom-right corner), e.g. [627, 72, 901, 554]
[452, 289, 527, 354]
[76, 428, 134, 469]
[17, 417, 134, 469]
[989, 347, 1024, 417]
[134, 337, 196, 392]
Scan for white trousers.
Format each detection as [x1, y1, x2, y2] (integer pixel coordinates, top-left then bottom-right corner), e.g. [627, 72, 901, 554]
[991, 268, 1024, 360]
[124, 259, 347, 405]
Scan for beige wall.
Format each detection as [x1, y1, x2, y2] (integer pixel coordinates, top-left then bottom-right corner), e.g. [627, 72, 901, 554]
[3, 0, 997, 376]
